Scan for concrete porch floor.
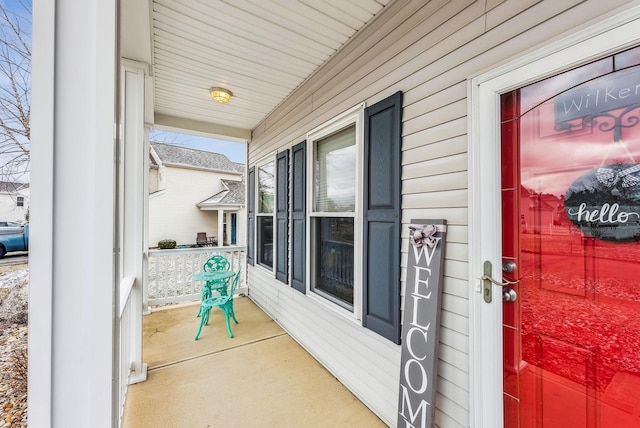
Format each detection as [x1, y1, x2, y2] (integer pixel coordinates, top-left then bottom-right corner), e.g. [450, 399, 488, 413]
[122, 296, 387, 427]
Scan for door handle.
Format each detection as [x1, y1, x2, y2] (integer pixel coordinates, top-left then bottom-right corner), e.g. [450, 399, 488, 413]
[482, 261, 518, 303]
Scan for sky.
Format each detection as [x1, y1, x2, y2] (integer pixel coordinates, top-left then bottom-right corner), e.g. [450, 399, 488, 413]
[149, 129, 247, 164]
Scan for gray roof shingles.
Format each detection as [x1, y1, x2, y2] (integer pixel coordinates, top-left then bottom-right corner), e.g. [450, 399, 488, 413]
[0, 182, 29, 193]
[218, 180, 245, 204]
[151, 142, 246, 208]
[198, 179, 245, 207]
[151, 142, 243, 174]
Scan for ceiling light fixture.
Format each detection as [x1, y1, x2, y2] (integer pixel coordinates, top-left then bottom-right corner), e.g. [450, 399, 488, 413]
[209, 87, 232, 104]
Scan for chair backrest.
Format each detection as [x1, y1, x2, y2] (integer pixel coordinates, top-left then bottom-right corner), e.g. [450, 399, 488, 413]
[225, 271, 241, 297]
[203, 255, 230, 272]
[196, 232, 207, 244]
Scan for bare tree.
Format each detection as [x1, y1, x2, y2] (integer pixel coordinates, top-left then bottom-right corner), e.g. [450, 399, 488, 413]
[0, 1, 30, 183]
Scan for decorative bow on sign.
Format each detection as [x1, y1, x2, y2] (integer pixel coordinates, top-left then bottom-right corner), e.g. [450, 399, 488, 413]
[409, 224, 441, 248]
[596, 164, 640, 188]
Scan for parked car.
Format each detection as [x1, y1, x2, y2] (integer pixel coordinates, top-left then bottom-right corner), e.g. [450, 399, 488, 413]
[0, 221, 22, 227]
[0, 223, 28, 257]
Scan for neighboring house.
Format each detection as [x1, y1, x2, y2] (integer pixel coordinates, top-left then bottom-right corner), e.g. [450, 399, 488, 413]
[149, 142, 245, 247]
[32, 2, 640, 427]
[520, 186, 558, 233]
[0, 182, 29, 223]
[197, 179, 245, 246]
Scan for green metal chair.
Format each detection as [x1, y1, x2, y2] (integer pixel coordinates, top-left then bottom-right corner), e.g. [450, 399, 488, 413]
[194, 271, 240, 340]
[203, 254, 230, 273]
[197, 255, 231, 317]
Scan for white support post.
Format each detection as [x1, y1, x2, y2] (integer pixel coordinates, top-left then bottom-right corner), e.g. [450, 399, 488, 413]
[122, 60, 149, 383]
[29, 1, 54, 425]
[31, 0, 117, 426]
[142, 125, 151, 314]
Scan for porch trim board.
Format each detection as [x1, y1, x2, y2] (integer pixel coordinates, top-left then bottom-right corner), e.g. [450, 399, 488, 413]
[468, 5, 640, 427]
[29, 0, 55, 424]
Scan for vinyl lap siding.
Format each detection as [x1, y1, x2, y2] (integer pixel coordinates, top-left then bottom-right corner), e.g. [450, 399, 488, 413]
[247, 1, 637, 426]
[148, 166, 240, 246]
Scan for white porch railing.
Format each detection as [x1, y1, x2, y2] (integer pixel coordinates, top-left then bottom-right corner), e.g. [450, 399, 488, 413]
[146, 246, 247, 308]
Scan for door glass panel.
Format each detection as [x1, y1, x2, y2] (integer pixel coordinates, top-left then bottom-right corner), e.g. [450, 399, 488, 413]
[501, 49, 640, 428]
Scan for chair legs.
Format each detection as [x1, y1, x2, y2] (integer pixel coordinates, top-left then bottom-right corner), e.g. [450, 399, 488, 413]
[228, 302, 238, 324]
[223, 309, 234, 338]
[194, 306, 210, 340]
[222, 301, 239, 338]
[194, 299, 239, 340]
[197, 284, 212, 317]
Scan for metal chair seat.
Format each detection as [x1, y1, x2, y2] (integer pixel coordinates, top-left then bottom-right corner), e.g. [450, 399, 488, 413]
[195, 271, 240, 340]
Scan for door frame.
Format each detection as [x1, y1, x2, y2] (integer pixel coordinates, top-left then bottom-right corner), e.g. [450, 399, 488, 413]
[230, 212, 237, 245]
[468, 7, 640, 427]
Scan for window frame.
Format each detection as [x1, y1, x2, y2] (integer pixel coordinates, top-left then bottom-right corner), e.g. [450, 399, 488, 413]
[306, 104, 365, 319]
[16, 196, 24, 207]
[255, 155, 276, 272]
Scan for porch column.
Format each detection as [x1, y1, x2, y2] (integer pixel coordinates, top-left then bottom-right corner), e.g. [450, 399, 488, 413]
[142, 124, 152, 313]
[218, 209, 224, 246]
[122, 60, 150, 383]
[31, 0, 117, 426]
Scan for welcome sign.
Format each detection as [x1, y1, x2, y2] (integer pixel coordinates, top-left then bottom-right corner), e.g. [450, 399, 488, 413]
[397, 220, 447, 428]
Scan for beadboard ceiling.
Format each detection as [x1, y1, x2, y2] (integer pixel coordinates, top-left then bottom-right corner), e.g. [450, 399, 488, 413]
[134, 0, 393, 140]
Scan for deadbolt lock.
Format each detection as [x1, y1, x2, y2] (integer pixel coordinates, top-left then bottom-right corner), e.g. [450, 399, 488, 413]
[502, 261, 517, 273]
[502, 288, 517, 302]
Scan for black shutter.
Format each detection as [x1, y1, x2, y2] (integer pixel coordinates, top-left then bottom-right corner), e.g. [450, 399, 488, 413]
[363, 91, 402, 343]
[276, 150, 289, 283]
[247, 166, 255, 266]
[291, 141, 306, 293]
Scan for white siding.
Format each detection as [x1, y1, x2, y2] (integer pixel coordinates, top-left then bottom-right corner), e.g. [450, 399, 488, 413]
[247, 0, 638, 426]
[0, 188, 29, 223]
[148, 166, 242, 246]
[149, 168, 159, 193]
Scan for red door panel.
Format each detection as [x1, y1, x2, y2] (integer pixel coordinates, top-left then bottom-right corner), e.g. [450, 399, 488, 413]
[501, 48, 640, 428]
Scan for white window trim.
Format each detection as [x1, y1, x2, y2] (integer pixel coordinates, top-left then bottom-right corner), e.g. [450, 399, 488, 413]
[468, 7, 640, 428]
[255, 154, 276, 273]
[305, 103, 365, 321]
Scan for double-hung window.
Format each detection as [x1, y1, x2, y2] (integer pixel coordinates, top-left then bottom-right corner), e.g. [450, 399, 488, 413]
[256, 159, 275, 269]
[248, 92, 403, 343]
[308, 106, 363, 314]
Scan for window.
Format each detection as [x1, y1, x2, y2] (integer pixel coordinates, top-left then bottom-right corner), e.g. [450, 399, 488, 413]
[308, 107, 363, 313]
[257, 160, 275, 269]
[16, 197, 23, 207]
[248, 93, 403, 343]
[304, 93, 402, 342]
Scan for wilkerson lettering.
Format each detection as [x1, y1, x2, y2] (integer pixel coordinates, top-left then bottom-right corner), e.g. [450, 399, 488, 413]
[554, 68, 640, 123]
[561, 84, 640, 115]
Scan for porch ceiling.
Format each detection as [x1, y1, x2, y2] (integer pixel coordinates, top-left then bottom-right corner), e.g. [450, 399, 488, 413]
[122, 0, 393, 141]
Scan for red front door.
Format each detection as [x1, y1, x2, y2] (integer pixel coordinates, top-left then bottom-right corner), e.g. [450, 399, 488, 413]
[501, 47, 640, 427]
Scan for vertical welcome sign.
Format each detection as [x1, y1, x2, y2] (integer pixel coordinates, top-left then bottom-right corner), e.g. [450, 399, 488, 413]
[397, 219, 447, 428]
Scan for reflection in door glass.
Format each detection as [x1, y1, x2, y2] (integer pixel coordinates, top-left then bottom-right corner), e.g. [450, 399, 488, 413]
[501, 53, 640, 427]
